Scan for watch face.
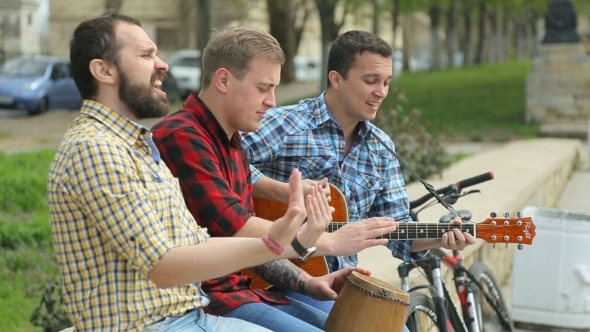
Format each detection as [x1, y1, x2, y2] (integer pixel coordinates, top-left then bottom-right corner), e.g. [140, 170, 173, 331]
[301, 247, 317, 261]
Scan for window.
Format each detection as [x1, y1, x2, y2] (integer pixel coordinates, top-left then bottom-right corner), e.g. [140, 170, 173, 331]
[156, 28, 179, 50]
[51, 64, 66, 80]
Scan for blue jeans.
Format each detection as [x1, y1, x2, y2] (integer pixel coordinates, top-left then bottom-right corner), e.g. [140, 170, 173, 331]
[274, 288, 411, 332]
[222, 295, 327, 332]
[142, 308, 269, 332]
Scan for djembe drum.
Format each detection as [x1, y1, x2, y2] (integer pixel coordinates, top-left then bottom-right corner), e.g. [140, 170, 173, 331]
[324, 271, 409, 332]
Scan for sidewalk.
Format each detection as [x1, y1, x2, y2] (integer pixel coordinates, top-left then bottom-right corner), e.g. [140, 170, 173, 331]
[509, 143, 590, 332]
[275, 80, 320, 105]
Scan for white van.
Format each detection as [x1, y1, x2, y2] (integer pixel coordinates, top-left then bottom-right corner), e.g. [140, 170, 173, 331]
[168, 50, 201, 97]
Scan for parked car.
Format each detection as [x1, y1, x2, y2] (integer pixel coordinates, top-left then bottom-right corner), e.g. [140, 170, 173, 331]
[294, 56, 321, 82]
[0, 56, 82, 115]
[162, 70, 181, 104]
[168, 50, 201, 97]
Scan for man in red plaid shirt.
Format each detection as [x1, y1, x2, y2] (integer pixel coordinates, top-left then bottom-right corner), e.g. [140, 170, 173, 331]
[152, 26, 399, 331]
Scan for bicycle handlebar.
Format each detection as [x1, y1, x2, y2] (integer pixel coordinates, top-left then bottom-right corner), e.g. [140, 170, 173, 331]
[409, 171, 494, 210]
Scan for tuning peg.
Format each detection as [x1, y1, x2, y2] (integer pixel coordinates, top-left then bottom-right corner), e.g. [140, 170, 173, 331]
[517, 211, 523, 218]
[490, 212, 497, 218]
[493, 243, 496, 249]
[506, 243, 508, 250]
[518, 244, 524, 250]
[503, 211, 510, 218]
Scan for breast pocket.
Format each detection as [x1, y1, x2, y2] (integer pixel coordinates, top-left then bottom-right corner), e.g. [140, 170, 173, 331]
[298, 156, 337, 180]
[351, 172, 382, 207]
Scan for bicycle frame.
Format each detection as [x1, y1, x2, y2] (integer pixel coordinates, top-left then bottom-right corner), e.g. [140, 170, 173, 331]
[398, 255, 469, 332]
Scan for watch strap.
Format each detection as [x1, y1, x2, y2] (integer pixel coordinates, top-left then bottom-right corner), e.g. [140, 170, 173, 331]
[290, 235, 309, 257]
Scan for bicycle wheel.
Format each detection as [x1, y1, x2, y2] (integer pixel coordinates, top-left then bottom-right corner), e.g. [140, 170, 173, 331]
[468, 262, 512, 332]
[406, 292, 441, 332]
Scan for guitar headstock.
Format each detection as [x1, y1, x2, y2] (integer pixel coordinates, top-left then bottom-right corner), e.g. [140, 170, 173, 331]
[477, 212, 536, 247]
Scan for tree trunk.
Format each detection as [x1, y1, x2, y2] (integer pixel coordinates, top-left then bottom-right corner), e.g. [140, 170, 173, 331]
[292, 0, 312, 54]
[474, 1, 486, 64]
[391, 0, 401, 81]
[315, 0, 347, 92]
[487, 5, 500, 62]
[402, 15, 411, 72]
[500, 8, 510, 61]
[429, 3, 443, 71]
[267, 0, 296, 83]
[514, 14, 527, 59]
[372, 0, 380, 35]
[445, 0, 458, 68]
[462, 1, 473, 66]
[179, 0, 193, 49]
[528, 10, 539, 58]
[196, 0, 212, 52]
[105, 0, 123, 12]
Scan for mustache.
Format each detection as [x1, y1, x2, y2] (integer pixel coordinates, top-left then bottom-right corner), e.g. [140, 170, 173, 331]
[150, 70, 167, 84]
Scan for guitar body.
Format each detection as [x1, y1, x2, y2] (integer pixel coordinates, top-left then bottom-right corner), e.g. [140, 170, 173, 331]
[241, 183, 537, 290]
[243, 184, 349, 290]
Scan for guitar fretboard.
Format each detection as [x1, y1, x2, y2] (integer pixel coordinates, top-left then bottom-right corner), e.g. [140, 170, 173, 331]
[326, 222, 476, 240]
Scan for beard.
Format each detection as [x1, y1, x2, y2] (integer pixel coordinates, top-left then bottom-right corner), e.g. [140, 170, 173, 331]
[118, 67, 170, 120]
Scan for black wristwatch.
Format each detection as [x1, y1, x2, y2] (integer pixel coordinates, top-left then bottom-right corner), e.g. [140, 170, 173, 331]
[291, 236, 317, 261]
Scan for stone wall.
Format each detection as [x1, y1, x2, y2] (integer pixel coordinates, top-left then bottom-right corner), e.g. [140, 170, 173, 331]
[526, 43, 590, 124]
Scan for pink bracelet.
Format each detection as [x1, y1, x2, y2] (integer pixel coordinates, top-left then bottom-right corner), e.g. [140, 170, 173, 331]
[262, 234, 285, 255]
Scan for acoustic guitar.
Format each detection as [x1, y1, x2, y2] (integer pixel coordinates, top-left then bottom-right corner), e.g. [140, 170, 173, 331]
[243, 184, 536, 289]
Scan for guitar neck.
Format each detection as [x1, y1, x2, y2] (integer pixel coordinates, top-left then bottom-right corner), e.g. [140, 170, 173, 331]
[326, 222, 476, 240]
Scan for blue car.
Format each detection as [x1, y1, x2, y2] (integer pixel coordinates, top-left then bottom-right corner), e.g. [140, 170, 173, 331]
[0, 56, 82, 115]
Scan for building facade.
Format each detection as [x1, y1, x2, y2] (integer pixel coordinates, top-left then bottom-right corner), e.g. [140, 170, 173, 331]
[0, 0, 40, 63]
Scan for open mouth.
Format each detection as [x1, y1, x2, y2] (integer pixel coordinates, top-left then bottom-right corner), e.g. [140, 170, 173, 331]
[366, 101, 380, 108]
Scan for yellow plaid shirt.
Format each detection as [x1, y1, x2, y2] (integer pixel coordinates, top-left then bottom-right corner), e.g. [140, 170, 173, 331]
[48, 101, 210, 331]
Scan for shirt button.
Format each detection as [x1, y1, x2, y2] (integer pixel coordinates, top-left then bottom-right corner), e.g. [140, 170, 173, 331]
[130, 236, 136, 241]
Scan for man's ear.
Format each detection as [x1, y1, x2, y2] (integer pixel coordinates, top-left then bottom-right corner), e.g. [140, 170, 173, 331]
[328, 70, 342, 90]
[213, 68, 230, 93]
[89, 59, 117, 85]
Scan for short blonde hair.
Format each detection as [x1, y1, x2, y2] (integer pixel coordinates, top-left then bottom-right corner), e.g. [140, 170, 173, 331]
[201, 26, 285, 89]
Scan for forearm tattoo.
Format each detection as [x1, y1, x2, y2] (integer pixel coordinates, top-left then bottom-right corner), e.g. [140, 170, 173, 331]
[252, 260, 307, 294]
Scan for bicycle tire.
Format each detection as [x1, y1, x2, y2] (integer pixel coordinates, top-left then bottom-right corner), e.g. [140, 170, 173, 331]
[468, 262, 513, 332]
[406, 292, 442, 332]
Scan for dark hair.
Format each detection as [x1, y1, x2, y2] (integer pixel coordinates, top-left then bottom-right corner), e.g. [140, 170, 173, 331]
[69, 12, 140, 99]
[327, 30, 392, 87]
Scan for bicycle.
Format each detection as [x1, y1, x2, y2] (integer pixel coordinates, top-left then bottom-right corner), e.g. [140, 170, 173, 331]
[397, 172, 535, 332]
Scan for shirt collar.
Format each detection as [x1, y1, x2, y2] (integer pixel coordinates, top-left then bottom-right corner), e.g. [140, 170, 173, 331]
[184, 92, 241, 147]
[80, 100, 160, 163]
[313, 92, 372, 138]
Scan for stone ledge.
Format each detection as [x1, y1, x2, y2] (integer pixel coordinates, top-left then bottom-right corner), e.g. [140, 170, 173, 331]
[358, 138, 582, 292]
[539, 123, 588, 140]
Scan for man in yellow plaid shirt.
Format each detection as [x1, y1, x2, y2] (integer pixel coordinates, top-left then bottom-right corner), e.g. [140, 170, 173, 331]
[47, 12, 332, 332]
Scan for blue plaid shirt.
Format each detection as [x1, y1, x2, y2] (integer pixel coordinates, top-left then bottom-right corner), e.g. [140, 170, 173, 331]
[241, 93, 427, 271]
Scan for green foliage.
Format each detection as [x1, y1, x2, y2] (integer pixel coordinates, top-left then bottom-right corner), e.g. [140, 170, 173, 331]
[0, 149, 59, 332]
[0, 150, 55, 250]
[0, 246, 59, 332]
[30, 280, 71, 332]
[0, 150, 55, 213]
[387, 60, 538, 141]
[373, 88, 452, 184]
[0, 210, 52, 249]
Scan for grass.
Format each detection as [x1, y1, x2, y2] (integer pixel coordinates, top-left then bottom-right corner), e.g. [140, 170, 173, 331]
[386, 60, 538, 142]
[0, 150, 57, 332]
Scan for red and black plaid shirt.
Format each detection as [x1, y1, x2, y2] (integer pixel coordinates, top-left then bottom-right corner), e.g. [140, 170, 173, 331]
[151, 93, 289, 315]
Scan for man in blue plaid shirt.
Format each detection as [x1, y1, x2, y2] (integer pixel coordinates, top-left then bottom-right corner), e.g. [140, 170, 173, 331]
[241, 30, 475, 317]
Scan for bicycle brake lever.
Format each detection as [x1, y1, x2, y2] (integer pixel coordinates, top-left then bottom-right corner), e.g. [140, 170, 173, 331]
[458, 189, 481, 197]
